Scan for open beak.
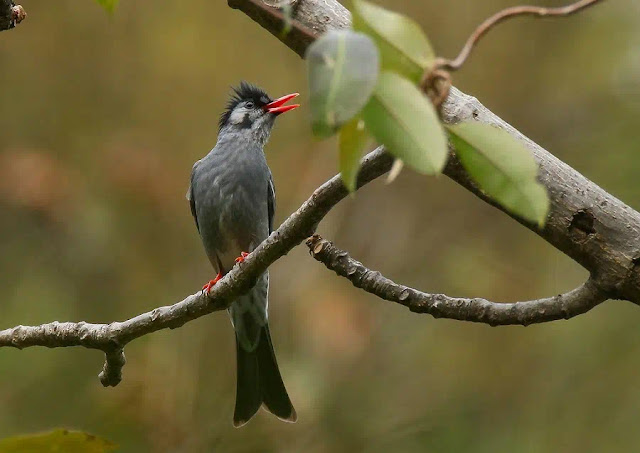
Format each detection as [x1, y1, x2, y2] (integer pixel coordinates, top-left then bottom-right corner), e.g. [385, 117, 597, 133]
[264, 93, 300, 115]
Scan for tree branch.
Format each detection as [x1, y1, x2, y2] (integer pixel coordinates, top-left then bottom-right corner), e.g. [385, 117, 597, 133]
[0, 0, 25, 31]
[0, 149, 394, 386]
[306, 235, 608, 326]
[228, 0, 640, 305]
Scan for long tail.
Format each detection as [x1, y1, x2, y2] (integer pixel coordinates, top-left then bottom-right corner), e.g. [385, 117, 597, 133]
[233, 324, 297, 427]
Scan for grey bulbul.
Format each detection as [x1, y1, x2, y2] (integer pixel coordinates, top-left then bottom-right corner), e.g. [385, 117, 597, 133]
[187, 82, 299, 427]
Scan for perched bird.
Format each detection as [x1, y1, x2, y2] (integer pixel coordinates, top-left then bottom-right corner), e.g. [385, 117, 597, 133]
[187, 82, 299, 427]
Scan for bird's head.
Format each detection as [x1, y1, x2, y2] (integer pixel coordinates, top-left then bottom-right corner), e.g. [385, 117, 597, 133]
[218, 82, 299, 144]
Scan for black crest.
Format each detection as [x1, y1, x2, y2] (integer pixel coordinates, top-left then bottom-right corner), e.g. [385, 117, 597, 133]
[218, 82, 272, 131]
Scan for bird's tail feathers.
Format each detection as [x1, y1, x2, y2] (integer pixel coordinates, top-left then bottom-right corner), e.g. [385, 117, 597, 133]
[233, 325, 296, 427]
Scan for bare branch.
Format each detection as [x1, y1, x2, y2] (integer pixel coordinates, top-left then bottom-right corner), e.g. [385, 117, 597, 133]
[0, 149, 394, 385]
[306, 235, 608, 326]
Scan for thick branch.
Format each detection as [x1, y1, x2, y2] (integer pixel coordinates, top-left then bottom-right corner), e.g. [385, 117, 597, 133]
[307, 235, 608, 326]
[0, 149, 394, 385]
[228, 0, 348, 57]
[228, 0, 640, 304]
[0, 0, 25, 31]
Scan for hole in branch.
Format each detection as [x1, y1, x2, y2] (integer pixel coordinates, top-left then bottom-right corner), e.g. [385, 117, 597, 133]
[570, 209, 596, 236]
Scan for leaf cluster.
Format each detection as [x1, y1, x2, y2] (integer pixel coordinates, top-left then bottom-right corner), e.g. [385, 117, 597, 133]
[306, 0, 549, 225]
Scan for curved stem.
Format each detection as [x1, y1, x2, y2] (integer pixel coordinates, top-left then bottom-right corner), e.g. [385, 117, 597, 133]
[438, 0, 603, 72]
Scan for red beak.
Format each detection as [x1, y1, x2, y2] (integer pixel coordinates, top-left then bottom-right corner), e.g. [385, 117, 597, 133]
[264, 93, 300, 115]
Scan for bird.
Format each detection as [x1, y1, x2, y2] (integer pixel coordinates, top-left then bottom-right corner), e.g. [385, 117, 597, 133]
[187, 82, 300, 427]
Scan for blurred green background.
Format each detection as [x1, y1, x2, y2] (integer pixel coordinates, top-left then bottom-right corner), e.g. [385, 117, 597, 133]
[1, 0, 639, 451]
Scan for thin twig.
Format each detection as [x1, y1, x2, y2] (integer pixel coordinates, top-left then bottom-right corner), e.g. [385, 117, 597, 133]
[306, 235, 609, 326]
[438, 0, 603, 72]
[420, 0, 603, 105]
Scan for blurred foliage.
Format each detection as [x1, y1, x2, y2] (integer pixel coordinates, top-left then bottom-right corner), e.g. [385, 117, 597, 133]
[338, 116, 368, 192]
[352, 0, 435, 83]
[95, 0, 119, 14]
[0, 0, 639, 452]
[306, 29, 379, 138]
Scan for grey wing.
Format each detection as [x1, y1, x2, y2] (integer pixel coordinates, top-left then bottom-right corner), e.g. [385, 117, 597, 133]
[268, 173, 276, 234]
[187, 164, 199, 232]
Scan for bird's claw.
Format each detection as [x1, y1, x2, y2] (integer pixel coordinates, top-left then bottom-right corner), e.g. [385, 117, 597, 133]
[202, 272, 223, 295]
[235, 251, 249, 264]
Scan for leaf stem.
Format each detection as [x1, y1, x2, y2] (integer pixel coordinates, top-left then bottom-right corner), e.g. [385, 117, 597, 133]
[438, 0, 604, 72]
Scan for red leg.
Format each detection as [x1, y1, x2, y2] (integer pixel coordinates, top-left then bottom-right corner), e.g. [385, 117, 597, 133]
[235, 251, 249, 263]
[202, 271, 223, 295]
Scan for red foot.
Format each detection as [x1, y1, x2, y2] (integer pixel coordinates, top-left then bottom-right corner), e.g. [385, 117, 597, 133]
[235, 251, 249, 264]
[202, 272, 223, 295]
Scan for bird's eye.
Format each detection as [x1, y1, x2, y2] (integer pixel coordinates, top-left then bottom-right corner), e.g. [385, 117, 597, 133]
[245, 101, 255, 109]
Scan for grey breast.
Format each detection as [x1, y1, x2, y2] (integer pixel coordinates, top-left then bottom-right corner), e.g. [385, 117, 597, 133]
[191, 138, 271, 273]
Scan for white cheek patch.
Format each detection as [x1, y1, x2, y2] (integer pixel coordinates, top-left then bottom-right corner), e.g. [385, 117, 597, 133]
[229, 108, 247, 125]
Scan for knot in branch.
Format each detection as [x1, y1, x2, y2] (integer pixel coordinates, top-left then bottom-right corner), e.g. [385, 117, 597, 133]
[420, 61, 452, 111]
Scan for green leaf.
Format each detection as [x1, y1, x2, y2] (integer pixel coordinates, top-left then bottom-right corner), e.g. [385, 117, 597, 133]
[0, 430, 116, 453]
[362, 71, 448, 175]
[339, 117, 368, 192]
[306, 30, 380, 137]
[447, 121, 550, 226]
[96, 0, 119, 13]
[281, 4, 293, 36]
[352, 0, 434, 83]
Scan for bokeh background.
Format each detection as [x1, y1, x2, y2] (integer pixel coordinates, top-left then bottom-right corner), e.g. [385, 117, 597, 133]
[1, 0, 639, 451]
